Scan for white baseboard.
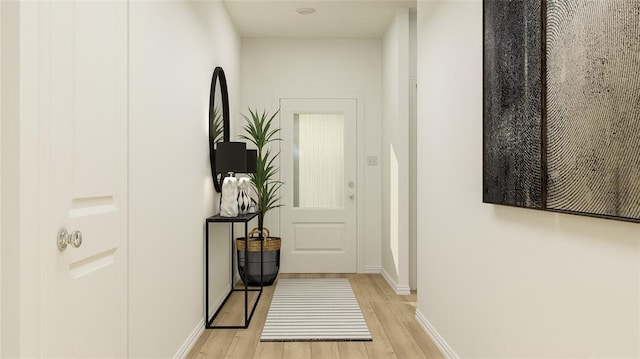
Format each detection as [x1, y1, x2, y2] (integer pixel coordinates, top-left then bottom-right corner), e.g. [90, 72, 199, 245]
[380, 267, 411, 295]
[174, 287, 232, 358]
[363, 265, 381, 274]
[173, 319, 205, 359]
[415, 309, 459, 359]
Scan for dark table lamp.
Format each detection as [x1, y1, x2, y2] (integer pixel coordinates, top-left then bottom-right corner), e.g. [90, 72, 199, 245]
[216, 142, 247, 175]
[246, 149, 257, 174]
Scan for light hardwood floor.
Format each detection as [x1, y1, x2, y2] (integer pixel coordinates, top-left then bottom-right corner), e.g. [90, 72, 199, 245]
[188, 274, 444, 359]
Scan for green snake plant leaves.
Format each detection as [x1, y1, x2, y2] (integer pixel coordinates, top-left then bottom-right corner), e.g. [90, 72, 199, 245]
[240, 108, 283, 223]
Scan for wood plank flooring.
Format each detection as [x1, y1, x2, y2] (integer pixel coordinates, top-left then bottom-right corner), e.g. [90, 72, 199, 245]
[188, 274, 443, 359]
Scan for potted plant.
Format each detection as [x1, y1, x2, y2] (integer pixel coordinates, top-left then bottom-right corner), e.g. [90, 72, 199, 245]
[236, 108, 283, 286]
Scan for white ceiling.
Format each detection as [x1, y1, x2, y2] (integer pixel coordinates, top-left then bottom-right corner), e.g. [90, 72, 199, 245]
[223, 0, 416, 39]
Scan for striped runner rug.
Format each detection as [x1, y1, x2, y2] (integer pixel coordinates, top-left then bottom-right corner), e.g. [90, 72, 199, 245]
[260, 278, 372, 342]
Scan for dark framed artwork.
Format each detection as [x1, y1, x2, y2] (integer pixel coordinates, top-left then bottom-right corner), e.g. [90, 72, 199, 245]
[483, 0, 543, 209]
[483, 0, 640, 222]
[545, 0, 640, 220]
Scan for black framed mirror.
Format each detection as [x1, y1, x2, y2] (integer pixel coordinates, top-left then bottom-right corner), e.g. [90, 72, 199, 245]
[209, 67, 230, 193]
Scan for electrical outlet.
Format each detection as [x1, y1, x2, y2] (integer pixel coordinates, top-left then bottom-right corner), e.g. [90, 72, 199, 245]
[367, 156, 378, 166]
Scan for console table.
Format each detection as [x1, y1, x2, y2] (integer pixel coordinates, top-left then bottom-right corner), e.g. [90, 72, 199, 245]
[205, 212, 263, 329]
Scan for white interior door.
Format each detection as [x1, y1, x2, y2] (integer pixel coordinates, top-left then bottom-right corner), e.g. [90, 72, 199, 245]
[280, 98, 357, 273]
[40, 2, 128, 357]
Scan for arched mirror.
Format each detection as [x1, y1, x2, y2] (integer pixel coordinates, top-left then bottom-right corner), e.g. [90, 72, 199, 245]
[209, 67, 230, 193]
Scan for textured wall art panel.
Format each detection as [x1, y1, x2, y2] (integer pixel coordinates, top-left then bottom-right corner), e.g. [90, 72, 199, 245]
[546, 0, 640, 220]
[483, 0, 542, 208]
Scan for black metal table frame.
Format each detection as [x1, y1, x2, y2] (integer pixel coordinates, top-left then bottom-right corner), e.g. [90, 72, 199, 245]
[205, 212, 263, 329]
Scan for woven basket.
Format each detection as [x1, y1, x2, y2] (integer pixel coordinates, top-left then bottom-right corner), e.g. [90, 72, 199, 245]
[236, 227, 281, 286]
[236, 227, 281, 252]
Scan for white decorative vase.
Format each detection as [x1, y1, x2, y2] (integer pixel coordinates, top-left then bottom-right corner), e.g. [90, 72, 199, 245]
[220, 176, 238, 217]
[237, 177, 251, 215]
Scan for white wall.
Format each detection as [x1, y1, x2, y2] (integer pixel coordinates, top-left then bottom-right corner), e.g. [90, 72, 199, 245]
[128, 1, 241, 357]
[381, 8, 411, 293]
[416, 1, 640, 357]
[241, 38, 383, 273]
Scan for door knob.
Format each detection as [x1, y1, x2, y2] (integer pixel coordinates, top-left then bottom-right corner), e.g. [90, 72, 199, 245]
[57, 228, 83, 250]
[349, 194, 355, 200]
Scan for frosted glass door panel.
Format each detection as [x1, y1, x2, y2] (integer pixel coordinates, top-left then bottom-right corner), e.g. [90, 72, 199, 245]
[293, 113, 344, 208]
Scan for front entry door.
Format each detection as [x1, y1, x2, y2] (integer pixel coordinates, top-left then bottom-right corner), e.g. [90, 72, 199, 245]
[280, 98, 357, 273]
[39, 2, 128, 356]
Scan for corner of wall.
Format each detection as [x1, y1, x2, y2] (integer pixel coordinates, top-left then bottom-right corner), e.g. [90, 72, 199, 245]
[415, 309, 459, 359]
[381, 6, 411, 293]
[381, 266, 410, 295]
[173, 320, 205, 359]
